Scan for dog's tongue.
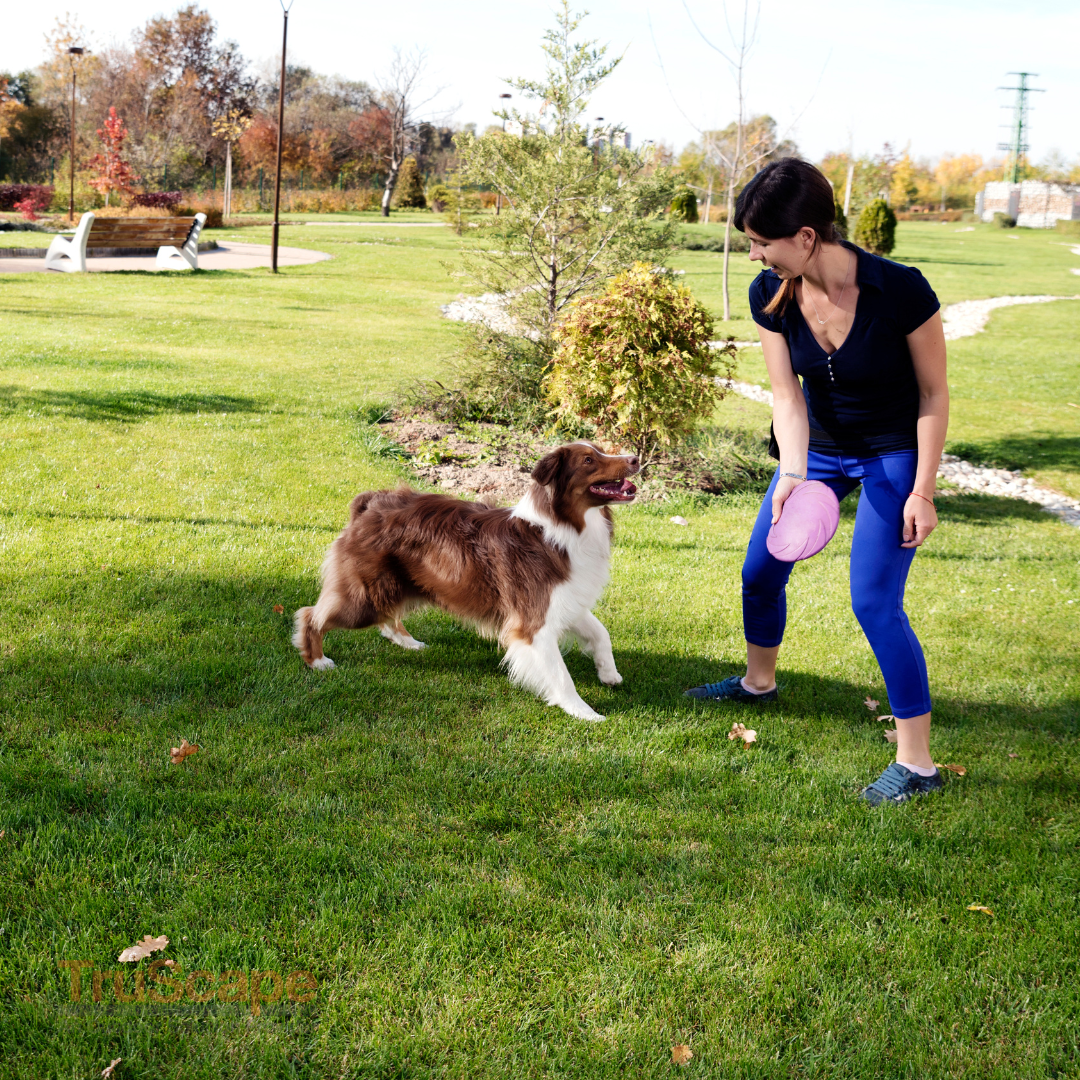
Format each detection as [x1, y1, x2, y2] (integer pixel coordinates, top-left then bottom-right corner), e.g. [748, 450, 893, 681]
[591, 479, 637, 498]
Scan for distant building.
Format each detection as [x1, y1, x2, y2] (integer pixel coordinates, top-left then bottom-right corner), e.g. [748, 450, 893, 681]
[976, 181, 1080, 227]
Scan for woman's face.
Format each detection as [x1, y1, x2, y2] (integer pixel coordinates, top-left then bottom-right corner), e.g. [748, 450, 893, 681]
[745, 226, 817, 279]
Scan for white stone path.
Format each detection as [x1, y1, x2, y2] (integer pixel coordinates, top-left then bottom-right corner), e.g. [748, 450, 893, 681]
[718, 294, 1080, 528]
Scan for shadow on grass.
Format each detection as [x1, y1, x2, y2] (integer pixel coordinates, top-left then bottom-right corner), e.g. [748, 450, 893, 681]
[947, 433, 1080, 474]
[0, 385, 263, 422]
[0, 506, 338, 534]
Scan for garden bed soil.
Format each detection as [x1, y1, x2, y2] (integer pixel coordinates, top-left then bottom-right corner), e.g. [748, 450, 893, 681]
[381, 411, 771, 505]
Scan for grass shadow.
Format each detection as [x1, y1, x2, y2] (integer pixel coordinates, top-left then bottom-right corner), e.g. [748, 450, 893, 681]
[947, 433, 1080, 474]
[0, 386, 263, 422]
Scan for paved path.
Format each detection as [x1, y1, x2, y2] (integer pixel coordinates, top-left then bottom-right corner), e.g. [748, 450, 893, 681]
[0, 241, 331, 274]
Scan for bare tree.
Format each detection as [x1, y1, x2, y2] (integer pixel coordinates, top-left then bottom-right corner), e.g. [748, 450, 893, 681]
[374, 48, 436, 217]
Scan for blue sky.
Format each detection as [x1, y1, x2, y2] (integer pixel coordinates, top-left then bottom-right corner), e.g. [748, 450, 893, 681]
[3, 0, 1077, 165]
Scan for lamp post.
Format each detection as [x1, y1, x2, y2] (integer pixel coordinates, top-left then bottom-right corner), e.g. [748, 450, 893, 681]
[67, 46, 84, 224]
[495, 92, 511, 215]
[271, 0, 295, 273]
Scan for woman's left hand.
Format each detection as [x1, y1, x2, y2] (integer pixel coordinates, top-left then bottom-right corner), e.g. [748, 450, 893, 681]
[901, 494, 938, 548]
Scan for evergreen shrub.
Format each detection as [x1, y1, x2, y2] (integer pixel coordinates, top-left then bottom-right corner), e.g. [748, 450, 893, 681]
[392, 157, 427, 209]
[992, 212, 1017, 229]
[546, 262, 736, 463]
[833, 200, 847, 241]
[670, 186, 699, 223]
[854, 198, 896, 255]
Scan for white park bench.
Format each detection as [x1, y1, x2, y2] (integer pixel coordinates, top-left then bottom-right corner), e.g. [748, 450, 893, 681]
[45, 212, 208, 272]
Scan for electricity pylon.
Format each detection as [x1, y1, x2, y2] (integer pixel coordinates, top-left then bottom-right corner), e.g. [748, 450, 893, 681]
[997, 72, 1044, 183]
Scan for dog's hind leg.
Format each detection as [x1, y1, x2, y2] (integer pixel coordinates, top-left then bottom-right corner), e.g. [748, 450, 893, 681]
[569, 611, 622, 686]
[379, 619, 426, 651]
[503, 627, 605, 722]
[293, 589, 378, 670]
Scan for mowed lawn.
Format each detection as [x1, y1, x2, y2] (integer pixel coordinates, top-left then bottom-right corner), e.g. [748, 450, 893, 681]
[0, 219, 1078, 1079]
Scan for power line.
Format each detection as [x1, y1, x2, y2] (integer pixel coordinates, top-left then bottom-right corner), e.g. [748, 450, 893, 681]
[996, 72, 1044, 184]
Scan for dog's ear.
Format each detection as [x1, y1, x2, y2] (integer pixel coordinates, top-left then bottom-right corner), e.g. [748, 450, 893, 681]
[531, 447, 567, 487]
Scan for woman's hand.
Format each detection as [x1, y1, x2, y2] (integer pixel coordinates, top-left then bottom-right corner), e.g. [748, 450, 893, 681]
[901, 493, 938, 548]
[771, 475, 804, 524]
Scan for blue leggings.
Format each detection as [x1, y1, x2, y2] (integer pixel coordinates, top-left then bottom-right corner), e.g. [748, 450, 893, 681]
[742, 449, 932, 719]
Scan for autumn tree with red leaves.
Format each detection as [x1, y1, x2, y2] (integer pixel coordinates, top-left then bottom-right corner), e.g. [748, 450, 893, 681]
[87, 107, 136, 206]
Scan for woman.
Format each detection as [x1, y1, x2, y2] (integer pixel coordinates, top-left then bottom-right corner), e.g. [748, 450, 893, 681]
[686, 159, 949, 806]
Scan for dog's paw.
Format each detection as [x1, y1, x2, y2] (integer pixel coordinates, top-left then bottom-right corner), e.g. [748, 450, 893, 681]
[559, 698, 606, 722]
[598, 668, 623, 686]
[310, 656, 336, 671]
[401, 637, 426, 651]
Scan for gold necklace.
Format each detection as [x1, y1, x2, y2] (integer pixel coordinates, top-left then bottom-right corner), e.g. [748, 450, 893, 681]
[805, 251, 854, 326]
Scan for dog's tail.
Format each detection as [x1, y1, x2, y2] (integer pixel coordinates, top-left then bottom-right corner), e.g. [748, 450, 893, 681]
[292, 606, 320, 665]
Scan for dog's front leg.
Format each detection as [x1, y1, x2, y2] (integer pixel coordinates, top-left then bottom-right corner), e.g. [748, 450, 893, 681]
[504, 627, 605, 722]
[570, 611, 622, 686]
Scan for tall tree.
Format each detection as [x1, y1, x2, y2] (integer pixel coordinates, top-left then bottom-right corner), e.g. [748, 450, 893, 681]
[454, 1, 675, 345]
[373, 48, 433, 217]
[86, 107, 136, 206]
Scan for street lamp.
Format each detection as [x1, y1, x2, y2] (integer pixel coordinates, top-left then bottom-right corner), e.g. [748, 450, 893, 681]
[271, 0, 295, 274]
[67, 46, 84, 224]
[496, 93, 511, 216]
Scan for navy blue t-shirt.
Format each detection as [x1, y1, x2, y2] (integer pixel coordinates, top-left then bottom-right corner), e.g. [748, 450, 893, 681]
[749, 242, 940, 455]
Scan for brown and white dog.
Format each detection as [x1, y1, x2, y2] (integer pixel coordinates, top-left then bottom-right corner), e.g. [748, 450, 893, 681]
[292, 442, 639, 721]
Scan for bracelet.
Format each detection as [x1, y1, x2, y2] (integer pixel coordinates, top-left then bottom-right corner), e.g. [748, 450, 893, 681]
[908, 491, 935, 505]
[779, 472, 807, 481]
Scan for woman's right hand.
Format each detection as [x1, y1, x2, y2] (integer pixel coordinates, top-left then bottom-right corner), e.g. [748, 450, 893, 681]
[771, 475, 804, 524]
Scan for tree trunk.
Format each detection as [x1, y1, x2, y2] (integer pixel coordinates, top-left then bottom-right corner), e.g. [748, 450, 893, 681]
[704, 174, 713, 226]
[721, 179, 736, 321]
[224, 142, 233, 220]
[381, 154, 401, 217]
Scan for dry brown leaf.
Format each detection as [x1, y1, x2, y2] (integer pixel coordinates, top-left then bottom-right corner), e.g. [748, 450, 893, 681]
[936, 763, 967, 776]
[102, 1060, 122, 1079]
[169, 739, 200, 765]
[273, 604, 284, 614]
[883, 729, 898, 744]
[163, 958, 176, 968]
[118, 934, 169, 963]
[1008, 753, 1019, 759]
[671, 1044, 694, 1066]
[966, 904, 993, 917]
[876, 714, 894, 722]
[728, 722, 757, 745]
[864, 697, 879, 711]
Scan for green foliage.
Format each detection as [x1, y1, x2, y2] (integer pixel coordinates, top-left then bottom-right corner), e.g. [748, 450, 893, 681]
[678, 228, 750, 253]
[833, 199, 848, 241]
[670, 186, 699, 223]
[408, 328, 556, 431]
[854, 198, 896, 255]
[992, 211, 1017, 229]
[453, 1, 677, 345]
[546, 262, 736, 462]
[426, 183, 451, 211]
[392, 156, 427, 209]
[1054, 219, 1080, 237]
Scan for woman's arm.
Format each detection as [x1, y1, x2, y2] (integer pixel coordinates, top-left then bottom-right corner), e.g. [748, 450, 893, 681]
[903, 311, 949, 548]
[758, 325, 810, 524]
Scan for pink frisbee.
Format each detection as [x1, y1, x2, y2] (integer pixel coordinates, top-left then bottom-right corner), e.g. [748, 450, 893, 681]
[766, 480, 840, 562]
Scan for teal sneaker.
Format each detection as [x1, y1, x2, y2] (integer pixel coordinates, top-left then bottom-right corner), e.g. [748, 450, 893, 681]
[684, 675, 778, 703]
[861, 762, 944, 806]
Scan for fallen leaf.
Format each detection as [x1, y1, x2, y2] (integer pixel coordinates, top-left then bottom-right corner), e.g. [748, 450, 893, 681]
[883, 729, 898, 743]
[273, 604, 284, 614]
[163, 958, 176, 968]
[169, 739, 200, 765]
[669, 516, 689, 526]
[728, 722, 757, 745]
[966, 904, 993, 917]
[1008, 753, 1019, 759]
[876, 714, 894, 722]
[864, 697, 879, 711]
[102, 1060, 122, 1079]
[118, 934, 169, 963]
[936, 763, 967, 776]
[671, 1044, 694, 1066]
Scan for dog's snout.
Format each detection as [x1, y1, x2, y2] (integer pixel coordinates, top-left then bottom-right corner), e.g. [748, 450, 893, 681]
[625, 455, 640, 475]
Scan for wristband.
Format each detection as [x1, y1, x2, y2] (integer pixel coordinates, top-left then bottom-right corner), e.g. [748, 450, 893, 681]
[908, 491, 935, 505]
[779, 472, 806, 481]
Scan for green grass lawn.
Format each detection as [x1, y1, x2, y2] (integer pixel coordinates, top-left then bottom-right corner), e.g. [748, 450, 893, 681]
[0, 221, 1078, 1078]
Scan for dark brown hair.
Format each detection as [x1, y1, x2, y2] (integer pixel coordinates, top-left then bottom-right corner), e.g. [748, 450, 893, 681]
[733, 159, 840, 316]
